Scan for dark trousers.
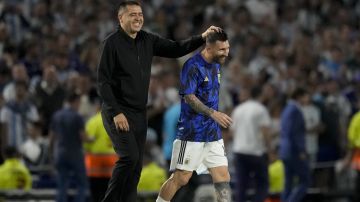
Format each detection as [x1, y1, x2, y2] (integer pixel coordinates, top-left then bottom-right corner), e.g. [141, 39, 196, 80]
[55, 154, 89, 202]
[101, 110, 147, 202]
[234, 153, 269, 202]
[89, 177, 109, 202]
[281, 157, 310, 202]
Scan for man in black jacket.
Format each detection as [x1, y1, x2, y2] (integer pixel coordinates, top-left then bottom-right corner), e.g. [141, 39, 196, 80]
[97, 1, 221, 201]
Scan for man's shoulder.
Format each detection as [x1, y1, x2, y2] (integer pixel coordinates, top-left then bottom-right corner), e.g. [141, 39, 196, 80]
[104, 31, 117, 40]
[283, 103, 302, 117]
[103, 30, 120, 43]
[183, 54, 203, 69]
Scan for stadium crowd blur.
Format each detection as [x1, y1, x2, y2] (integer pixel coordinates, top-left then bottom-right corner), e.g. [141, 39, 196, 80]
[0, 0, 360, 201]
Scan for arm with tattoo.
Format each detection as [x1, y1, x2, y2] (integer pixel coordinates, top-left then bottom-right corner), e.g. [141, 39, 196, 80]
[184, 94, 214, 116]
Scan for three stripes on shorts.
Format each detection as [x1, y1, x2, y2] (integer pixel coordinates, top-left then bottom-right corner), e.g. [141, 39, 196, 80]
[177, 141, 187, 165]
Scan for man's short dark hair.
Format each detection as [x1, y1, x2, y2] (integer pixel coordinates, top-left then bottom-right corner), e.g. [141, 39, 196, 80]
[65, 91, 81, 103]
[3, 146, 19, 159]
[250, 86, 262, 99]
[206, 30, 228, 44]
[290, 87, 308, 100]
[118, 0, 141, 14]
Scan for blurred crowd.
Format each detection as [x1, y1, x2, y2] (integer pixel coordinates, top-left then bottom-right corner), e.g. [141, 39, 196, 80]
[0, 0, 360, 201]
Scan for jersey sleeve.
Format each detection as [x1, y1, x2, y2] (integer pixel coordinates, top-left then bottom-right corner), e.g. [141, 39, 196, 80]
[179, 61, 200, 96]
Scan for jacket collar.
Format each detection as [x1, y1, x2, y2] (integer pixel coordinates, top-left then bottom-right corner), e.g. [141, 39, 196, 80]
[118, 25, 138, 43]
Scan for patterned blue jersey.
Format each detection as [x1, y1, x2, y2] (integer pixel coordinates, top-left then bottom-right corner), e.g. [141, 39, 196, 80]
[177, 52, 221, 142]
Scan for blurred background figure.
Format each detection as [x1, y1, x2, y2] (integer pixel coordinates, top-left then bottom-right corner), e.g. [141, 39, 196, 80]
[83, 97, 116, 202]
[0, 80, 39, 150]
[162, 87, 180, 170]
[280, 87, 310, 202]
[0, 146, 32, 190]
[20, 121, 50, 171]
[301, 89, 322, 165]
[137, 151, 167, 194]
[231, 86, 273, 202]
[50, 92, 89, 202]
[2, 64, 29, 102]
[31, 65, 65, 136]
[341, 98, 360, 201]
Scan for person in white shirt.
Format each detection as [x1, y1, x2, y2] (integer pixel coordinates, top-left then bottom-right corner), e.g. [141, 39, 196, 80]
[230, 86, 273, 202]
[301, 97, 321, 165]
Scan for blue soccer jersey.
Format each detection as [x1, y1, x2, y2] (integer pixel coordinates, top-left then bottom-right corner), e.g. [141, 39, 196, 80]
[177, 52, 221, 142]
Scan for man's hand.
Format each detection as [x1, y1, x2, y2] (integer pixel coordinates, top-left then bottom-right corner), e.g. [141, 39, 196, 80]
[210, 111, 233, 128]
[202, 26, 222, 39]
[113, 113, 129, 132]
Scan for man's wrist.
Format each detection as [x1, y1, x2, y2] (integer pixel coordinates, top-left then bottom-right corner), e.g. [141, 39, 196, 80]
[207, 108, 215, 117]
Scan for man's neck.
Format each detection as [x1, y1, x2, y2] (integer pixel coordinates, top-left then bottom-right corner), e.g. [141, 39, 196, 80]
[127, 32, 137, 39]
[120, 25, 137, 39]
[201, 50, 213, 64]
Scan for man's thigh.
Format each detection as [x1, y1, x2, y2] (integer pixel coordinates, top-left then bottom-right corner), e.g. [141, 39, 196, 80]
[101, 111, 139, 157]
[169, 140, 205, 172]
[203, 140, 228, 171]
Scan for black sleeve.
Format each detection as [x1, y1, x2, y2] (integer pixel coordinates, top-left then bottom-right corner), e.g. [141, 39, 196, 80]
[152, 34, 205, 58]
[97, 40, 123, 117]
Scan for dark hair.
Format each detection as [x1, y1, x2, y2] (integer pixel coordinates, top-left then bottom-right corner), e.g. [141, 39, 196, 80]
[3, 146, 19, 159]
[118, 1, 141, 14]
[14, 80, 28, 89]
[290, 87, 308, 100]
[29, 121, 43, 129]
[206, 29, 228, 44]
[65, 91, 81, 103]
[250, 86, 262, 99]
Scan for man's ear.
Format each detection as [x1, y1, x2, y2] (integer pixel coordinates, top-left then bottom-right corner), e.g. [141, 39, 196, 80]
[118, 14, 123, 24]
[206, 44, 213, 52]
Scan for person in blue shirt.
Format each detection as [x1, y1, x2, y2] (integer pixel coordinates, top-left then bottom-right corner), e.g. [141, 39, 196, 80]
[157, 30, 232, 202]
[279, 87, 311, 202]
[162, 88, 181, 169]
[50, 92, 89, 202]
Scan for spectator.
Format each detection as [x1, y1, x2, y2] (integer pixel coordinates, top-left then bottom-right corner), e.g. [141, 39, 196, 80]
[301, 93, 322, 165]
[20, 121, 49, 171]
[2, 63, 29, 102]
[0, 146, 32, 190]
[0, 80, 39, 150]
[31, 66, 65, 135]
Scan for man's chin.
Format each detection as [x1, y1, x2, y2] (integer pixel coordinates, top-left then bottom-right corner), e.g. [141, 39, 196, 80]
[218, 59, 226, 64]
[132, 26, 143, 32]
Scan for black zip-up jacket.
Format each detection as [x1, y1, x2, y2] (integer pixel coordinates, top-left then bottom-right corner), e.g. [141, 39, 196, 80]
[97, 27, 205, 117]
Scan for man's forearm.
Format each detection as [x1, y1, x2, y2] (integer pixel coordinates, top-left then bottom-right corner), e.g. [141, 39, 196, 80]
[184, 94, 214, 116]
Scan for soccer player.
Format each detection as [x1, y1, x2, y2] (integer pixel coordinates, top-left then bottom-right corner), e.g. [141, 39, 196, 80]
[156, 30, 232, 202]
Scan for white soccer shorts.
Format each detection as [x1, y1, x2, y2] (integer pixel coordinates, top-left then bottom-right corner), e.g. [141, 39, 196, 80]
[169, 139, 228, 174]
